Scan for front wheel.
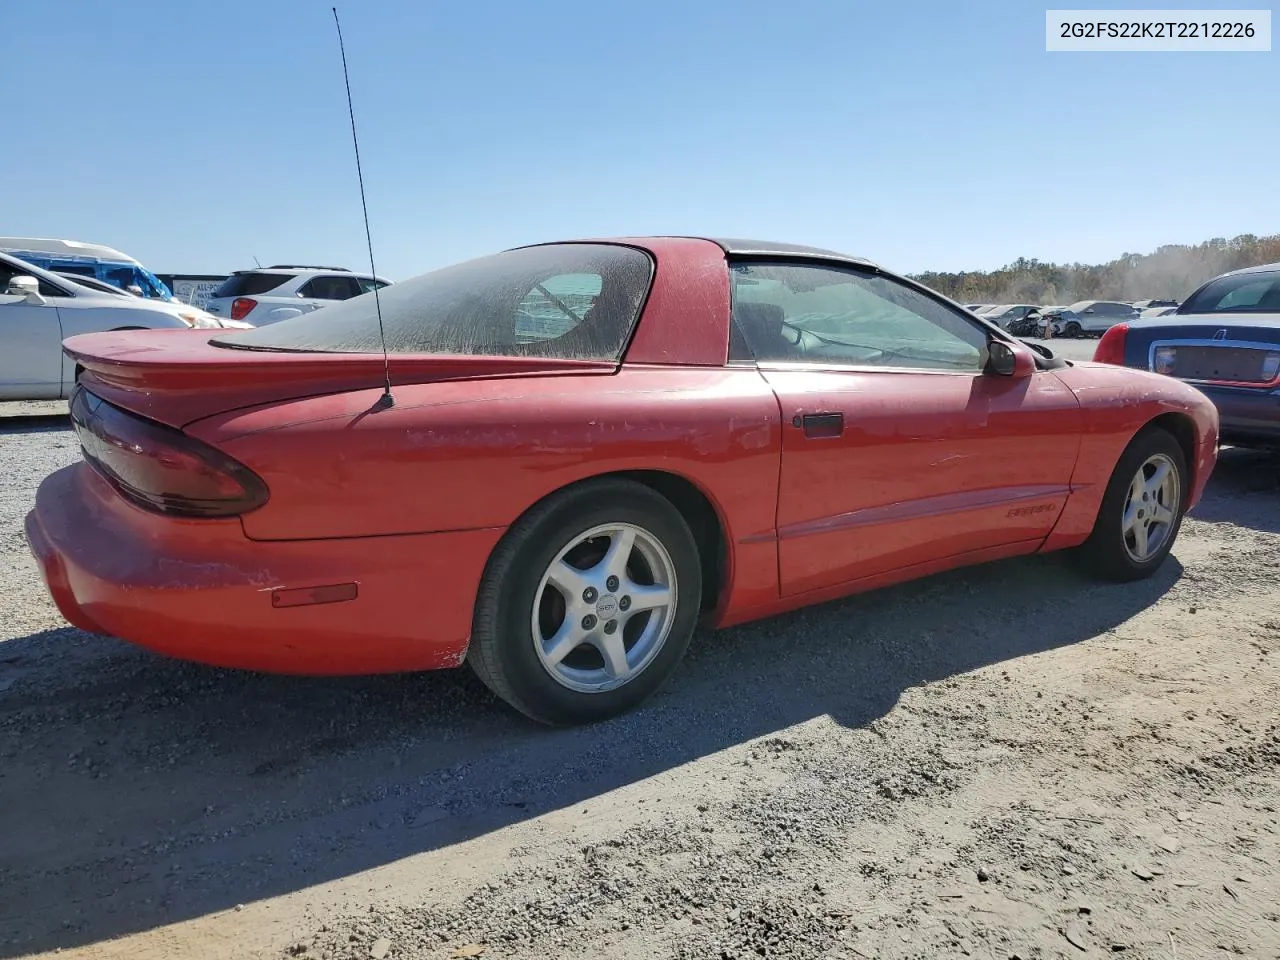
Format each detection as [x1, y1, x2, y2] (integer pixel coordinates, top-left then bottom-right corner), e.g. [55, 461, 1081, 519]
[468, 478, 703, 725]
[1075, 426, 1187, 582]
[1064, 321, 1082, 338]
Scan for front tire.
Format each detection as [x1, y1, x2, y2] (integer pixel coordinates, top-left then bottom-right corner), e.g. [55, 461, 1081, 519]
[468, 478, 703, 725]
[1064, 321, 1082, 338]
[1075, 427, 1187, 582]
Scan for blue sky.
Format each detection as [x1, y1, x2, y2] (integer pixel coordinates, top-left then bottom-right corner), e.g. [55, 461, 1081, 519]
[3, 0, 1276, 280]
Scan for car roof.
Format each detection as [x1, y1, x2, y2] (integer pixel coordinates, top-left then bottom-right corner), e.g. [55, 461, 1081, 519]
[228, 266, 387, 281]
[231, 267, 345, 275]
[518, 237, 880, 270]
[0, 236, 139, 264]
[1220, 260, 1280, 277]
[702, 237, 878, 268]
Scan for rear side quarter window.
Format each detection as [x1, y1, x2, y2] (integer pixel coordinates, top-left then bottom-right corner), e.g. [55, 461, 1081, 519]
[212, 273, 294, 298]
[210, 243, 655, 360]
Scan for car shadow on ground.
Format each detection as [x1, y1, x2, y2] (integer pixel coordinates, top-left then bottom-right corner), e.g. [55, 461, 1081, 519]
[0, 413, 69, 430]
[1189, 445, 1280, 533]
[0, 546, 1182, 956]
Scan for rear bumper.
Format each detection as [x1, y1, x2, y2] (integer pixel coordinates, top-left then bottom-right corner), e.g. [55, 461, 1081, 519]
[24, 464, 503, 675]
[1197, 384, 1280, 444]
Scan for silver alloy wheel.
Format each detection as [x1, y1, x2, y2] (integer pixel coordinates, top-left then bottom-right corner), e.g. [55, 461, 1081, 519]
[531, 522, 679, 694]
[1121, 452, 1180, 562]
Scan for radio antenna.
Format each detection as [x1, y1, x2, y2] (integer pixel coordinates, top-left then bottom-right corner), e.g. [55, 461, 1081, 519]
[332, 6, 394, 409]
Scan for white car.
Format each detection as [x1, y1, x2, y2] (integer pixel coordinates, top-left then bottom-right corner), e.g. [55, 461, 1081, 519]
[0, 251, 199, 401]
[204, 265, 391, 326]
[52, 271, 250, 331]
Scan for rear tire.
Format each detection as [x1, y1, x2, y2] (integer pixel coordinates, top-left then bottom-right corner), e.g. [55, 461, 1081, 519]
[468, 478, 703, 726]
[1074, 426, 1188, 582]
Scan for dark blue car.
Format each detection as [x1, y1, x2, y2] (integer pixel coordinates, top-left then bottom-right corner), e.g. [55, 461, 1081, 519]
[1094, 262, 1280, 447]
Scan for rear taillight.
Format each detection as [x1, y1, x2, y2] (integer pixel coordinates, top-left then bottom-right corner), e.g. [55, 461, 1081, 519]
[1093, 323, 1129, 365]
[69, 387, 268, 518]
[230, 297, 257, 321]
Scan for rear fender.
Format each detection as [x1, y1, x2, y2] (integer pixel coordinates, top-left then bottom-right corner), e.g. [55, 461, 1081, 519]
[187, 365, 786, 626]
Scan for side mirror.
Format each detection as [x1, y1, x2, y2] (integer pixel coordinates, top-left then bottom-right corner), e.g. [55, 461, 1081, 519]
[985, 337, 1035, 378]
[126, 284, 145, 297]
[5, 275, 46, 305]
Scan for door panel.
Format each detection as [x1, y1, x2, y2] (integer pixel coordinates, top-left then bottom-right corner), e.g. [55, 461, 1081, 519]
[763, 365, 1083, 595]
[0, 299, 64, 399]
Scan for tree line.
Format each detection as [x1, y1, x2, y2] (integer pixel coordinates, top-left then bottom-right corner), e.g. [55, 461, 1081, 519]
[910, 233, 1280, 306]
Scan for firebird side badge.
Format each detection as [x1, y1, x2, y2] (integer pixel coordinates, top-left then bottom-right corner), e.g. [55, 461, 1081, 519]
[1006, 503, 1058, 519]
[1213, 329, 1228, 340]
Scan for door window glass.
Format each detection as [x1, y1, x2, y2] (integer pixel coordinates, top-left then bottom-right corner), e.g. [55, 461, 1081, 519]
[731, 262, 987, 371]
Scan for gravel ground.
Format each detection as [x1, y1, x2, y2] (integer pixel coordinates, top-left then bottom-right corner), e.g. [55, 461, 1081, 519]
[1, 361, 1277, 960]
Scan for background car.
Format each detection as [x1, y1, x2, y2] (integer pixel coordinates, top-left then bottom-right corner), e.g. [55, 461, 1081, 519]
[51, 271, 250, 330]
[1132, 299, 1179, 311]
[0, 251, 191, 400]
[1005, 312, 1043, 337]
[977, 303, 1040, 328]
[1065, 300, 1139, 336]
[1031, 307, 1085, 337]
[203, 265, 391, 326]
[0, 237, 176, 302]
[1094, 261, 1280, 448]
[27, 237, 1218, 728]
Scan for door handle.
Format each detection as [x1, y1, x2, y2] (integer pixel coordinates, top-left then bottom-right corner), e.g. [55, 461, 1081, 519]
[792, 412, 844, 438]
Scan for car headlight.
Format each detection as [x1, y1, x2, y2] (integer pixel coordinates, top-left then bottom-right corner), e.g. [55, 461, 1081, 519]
[178, 310, 221, 329]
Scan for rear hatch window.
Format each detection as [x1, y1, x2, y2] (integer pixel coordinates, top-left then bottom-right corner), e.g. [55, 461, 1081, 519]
[212, 273, 294, 298]
[209, 243, 655, 361]
[1180, 270, 1280, 314]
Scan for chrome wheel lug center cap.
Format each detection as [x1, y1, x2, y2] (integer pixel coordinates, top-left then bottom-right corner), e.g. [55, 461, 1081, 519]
[595, 594, 619, 619]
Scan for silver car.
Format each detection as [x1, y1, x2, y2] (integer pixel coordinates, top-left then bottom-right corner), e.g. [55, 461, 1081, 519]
[0, 251, 193, 401]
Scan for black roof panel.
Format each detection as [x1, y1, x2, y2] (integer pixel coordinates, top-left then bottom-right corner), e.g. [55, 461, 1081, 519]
[705, 237, 876, 268]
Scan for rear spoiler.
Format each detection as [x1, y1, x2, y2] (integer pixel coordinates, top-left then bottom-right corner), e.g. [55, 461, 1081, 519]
[65, 329, 617, 428]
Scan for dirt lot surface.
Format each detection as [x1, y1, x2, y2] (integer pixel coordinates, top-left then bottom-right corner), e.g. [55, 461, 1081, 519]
[2, 355, 1278, 960]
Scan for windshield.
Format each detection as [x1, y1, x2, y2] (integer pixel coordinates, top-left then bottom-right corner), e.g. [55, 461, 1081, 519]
[101, 263, 173, 300]
[210, 243, 655, 359]
[1179, 270, 1280, 314]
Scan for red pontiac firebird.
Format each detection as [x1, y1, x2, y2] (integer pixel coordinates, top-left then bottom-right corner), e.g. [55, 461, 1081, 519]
[26, 237, 1219, 725]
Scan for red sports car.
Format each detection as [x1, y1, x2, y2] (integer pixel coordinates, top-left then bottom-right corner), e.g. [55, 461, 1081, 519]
[26, 237, 1219, 725]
